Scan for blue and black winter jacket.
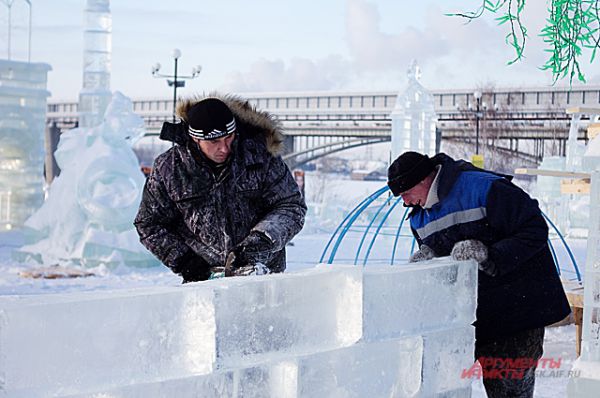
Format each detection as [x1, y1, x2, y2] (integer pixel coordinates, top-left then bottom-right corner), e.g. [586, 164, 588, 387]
[409, 153, 571, 342]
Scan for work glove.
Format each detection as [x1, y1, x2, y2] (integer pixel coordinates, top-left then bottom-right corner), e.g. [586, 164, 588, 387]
[173, 251, 211, 283]
[409, 244, 436, 263]
[451, 239, 497, 276]
[207, 266, 226, 279]
[225, 262, 270, 277]
[224, 231, 273, 276]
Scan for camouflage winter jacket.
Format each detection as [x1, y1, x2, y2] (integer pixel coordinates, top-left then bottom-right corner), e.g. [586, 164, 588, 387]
[134, 95, 306, 279]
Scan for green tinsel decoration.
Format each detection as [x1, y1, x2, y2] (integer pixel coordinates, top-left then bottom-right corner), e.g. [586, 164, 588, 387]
[448, 0, 600, 84]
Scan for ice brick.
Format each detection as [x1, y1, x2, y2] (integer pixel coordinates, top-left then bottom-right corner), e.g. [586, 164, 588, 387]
[296, 336, 423, 398]
[362, 259, 477, 341]
[0, 286, 216, 397]
[420, 326, 475, 396]
[211, 265, 363, 368]
[58, 329, 474, 398]
[59, 365, 282, 398]
[294, 326, 473, 398]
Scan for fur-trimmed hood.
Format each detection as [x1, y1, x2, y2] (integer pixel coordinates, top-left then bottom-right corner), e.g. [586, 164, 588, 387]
[159, 93, 284, 155]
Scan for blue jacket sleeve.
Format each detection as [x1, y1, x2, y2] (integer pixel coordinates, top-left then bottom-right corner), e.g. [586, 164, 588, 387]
[485, 178, 550, 276]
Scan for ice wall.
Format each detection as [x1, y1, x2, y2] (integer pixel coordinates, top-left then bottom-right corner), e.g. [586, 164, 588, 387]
[14, 92, 159, 269]
[389, 60, 437, 159]
[568, 169, 600, 396]
[0, 260, 477, 397]
[0, 60, 51, 231]
[78, 0, 112, 128]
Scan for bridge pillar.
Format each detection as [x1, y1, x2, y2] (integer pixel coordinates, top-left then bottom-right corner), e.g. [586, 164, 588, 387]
[435, 127, 442, 153]
[44, 122, 61, 184]
[283, 135, 295, 155]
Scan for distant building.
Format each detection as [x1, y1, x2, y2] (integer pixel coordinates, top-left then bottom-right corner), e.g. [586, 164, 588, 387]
[350, 170, 386, 181]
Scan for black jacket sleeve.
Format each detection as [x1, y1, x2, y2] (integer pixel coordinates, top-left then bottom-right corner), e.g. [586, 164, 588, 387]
[133, 166, 205, 277]
[485, 178, 550, 276]
[249, 155, 307, 252]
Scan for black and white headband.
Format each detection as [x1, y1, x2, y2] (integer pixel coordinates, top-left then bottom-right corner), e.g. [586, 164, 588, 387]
[188, 118, 236, 140]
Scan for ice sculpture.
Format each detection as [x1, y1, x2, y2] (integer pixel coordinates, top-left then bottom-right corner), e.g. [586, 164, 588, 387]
[78, 0, 112, 128]
[389, 60, 437, 159]
[15, 92, 160, 268]
[0, 59, 51, 231]
[568, 169, 600, 396]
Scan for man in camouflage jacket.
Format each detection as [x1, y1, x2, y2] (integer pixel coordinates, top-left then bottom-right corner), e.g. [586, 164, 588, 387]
[134, 96, 306, 282]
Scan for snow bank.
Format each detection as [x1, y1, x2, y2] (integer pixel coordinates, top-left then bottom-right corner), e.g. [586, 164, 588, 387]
[0, 260, 476, 397]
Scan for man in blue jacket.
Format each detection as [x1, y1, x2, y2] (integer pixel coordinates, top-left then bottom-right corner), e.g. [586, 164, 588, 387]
[387, 151, 571, 398]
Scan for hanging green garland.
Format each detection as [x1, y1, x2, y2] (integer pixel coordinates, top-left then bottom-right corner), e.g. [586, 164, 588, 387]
[448, 0, 600, 84]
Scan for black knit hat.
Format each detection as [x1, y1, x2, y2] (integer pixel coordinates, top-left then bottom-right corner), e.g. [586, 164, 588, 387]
[387, 152, 435, 196]
[187, 98, 236, 140]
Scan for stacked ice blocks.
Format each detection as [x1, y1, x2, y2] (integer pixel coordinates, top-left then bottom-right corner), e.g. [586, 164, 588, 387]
[0, 259, 477, 397]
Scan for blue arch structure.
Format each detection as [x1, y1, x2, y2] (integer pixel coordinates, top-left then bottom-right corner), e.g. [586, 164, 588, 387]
[320, 186, 582, 283]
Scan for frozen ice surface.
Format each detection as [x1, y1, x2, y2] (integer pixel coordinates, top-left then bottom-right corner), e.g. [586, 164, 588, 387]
[211, 265, 363, 368]
[362, 258, 477, 340]
[0, 287, 216, 397]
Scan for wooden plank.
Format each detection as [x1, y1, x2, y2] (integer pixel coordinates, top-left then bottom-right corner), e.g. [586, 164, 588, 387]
[514, 168, 591, 178]
[561, 178, 591, 194]
[574, 306, 583, 357]
[566, 106, 600, 115]
[588, 123, 600, 140]
[566, 290, 584, 308]
[19, 266, 95, 279]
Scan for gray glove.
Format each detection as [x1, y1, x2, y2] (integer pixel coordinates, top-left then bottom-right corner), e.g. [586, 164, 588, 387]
[228, 262, 269, 277]
[451, 240, 497, 276]
[409, 244, 436, 263]
[222, 231, 271, 276]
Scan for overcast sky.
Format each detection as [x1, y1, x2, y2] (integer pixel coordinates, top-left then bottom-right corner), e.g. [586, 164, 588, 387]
[2, 0, 598, 101]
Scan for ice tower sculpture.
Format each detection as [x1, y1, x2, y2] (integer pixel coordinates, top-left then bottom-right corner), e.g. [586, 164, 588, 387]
[0, 60, 52, 231]
[16, 92, 160, 268]
[389, 60, 437, 160]
[78, 0, 112, 128]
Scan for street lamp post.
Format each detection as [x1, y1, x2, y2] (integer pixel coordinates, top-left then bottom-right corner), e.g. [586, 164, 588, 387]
[473, 90, 482, 155]
[470, 91, 486, 168]
[151, 49, 202, 123]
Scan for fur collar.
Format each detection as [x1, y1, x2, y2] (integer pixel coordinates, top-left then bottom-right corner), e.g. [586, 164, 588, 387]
[175, 93, 284, 156]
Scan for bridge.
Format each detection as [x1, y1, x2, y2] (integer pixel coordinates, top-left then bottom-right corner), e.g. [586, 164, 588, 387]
[46, 85, 600, 167]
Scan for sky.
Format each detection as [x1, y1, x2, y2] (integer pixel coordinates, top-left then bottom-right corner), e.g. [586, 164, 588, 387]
[2, 0, 599, 101]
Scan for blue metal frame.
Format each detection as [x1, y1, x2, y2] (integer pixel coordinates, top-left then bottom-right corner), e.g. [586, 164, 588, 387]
[354, 194, 394, 265]
[547, 238, 561, 276]
[320, 188, 582, 284]
[390, 205, 411, 265]
[321, 186, 388, 264]
[362, 196, 403, 265]
[541, 212, 582, 282]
